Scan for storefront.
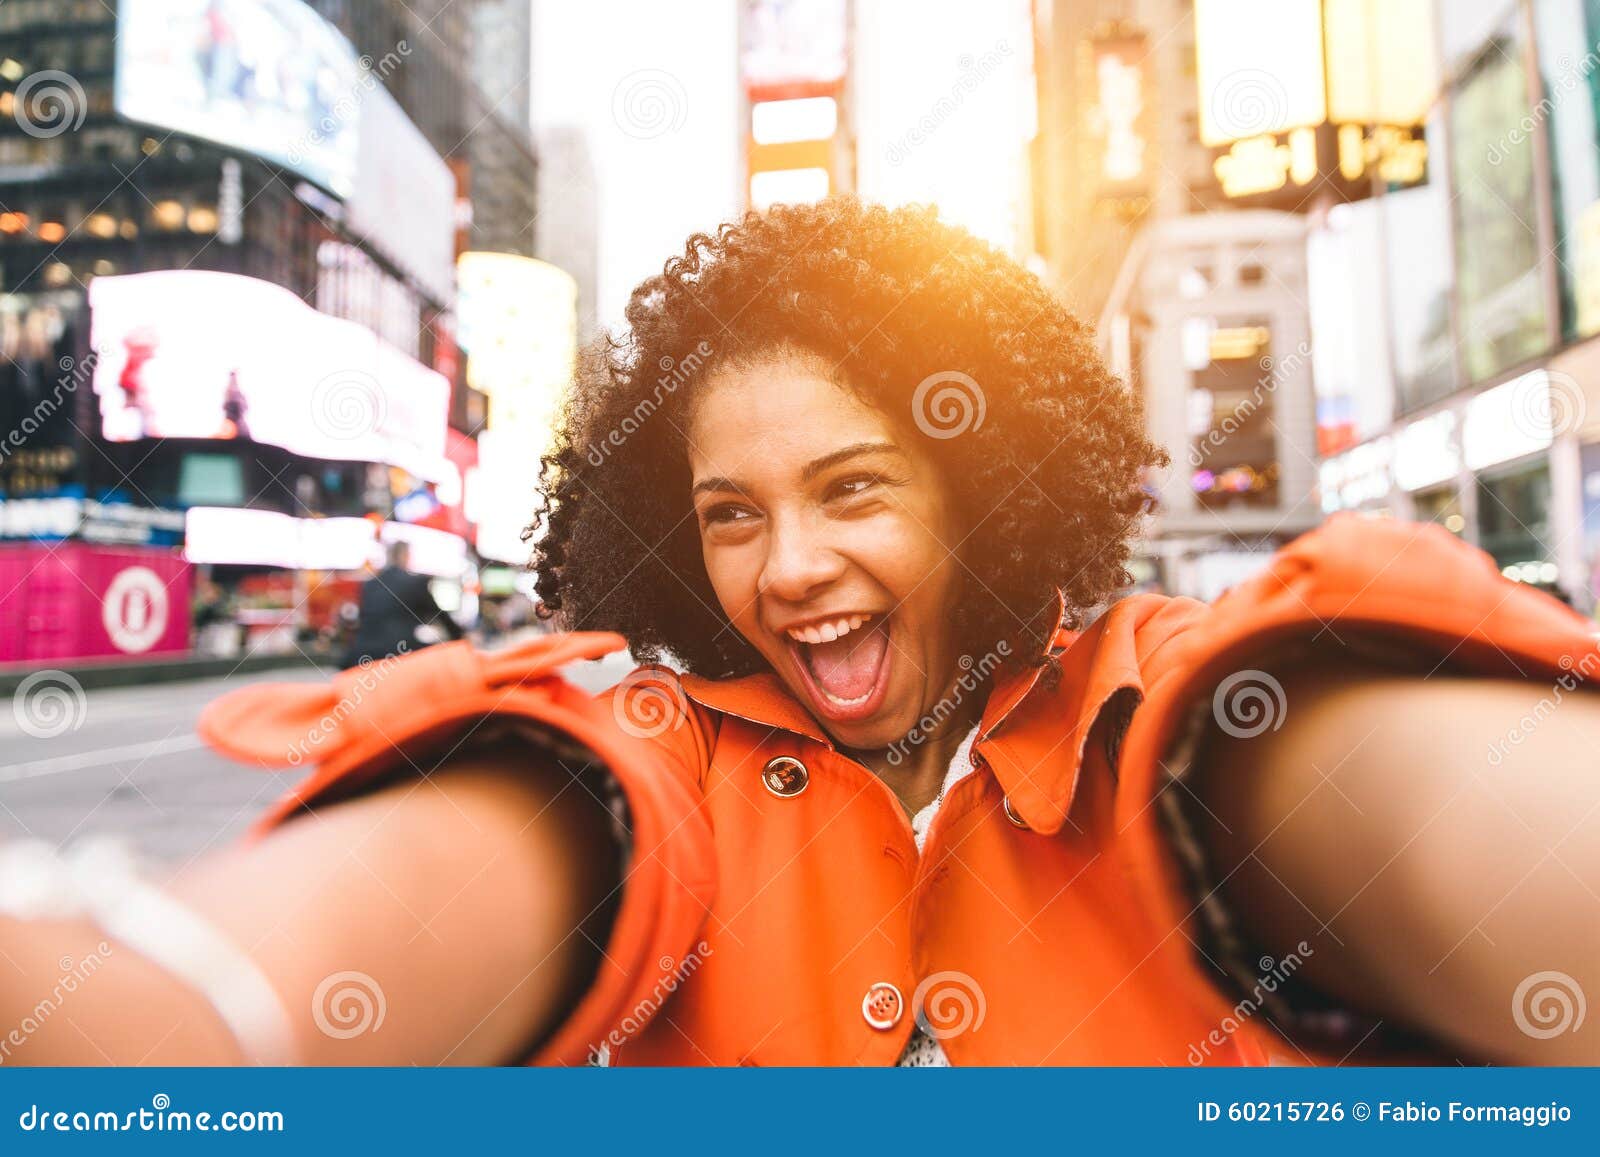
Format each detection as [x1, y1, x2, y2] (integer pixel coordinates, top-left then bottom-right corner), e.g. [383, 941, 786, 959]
[0, 497, 190, 666]
[1476, 457, 1556, 578]
[1319, 365, 1579, 599]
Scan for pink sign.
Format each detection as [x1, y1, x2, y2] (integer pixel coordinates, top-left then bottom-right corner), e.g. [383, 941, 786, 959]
[0, 543, 191, 664]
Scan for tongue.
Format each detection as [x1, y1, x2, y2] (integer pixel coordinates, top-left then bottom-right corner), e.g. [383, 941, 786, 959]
[804, 624, 888, 701]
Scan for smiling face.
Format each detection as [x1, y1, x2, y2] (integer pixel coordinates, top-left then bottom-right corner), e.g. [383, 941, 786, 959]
[687, 351, 970, 750]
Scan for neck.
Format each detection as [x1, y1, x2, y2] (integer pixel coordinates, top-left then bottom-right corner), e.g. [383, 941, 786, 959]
[852, 681, 987, 818]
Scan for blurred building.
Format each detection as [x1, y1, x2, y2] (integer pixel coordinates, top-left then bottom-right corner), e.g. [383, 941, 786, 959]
[1034, 0, 1326, 599]
[0, 0, 545, 666]
[530, 123, 600, 340]
[469, 0, 534, 138]
[1308, 0, 1600, 612]
[309, 0, 540, 259]
[739, 0, 853, 212]
[1036, 4, 1600, 611]
[1035, 0, 1600, 610]
[734, 0, 1038, 259]
[456, 251, 577, 569]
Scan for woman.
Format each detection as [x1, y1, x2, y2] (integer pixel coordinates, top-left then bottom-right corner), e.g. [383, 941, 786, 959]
[2, 199, 1596, 1066]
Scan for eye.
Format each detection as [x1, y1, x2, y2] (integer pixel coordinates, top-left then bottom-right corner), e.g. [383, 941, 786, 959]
[826, 473, 885, 502]
[701, 502, 755, 527]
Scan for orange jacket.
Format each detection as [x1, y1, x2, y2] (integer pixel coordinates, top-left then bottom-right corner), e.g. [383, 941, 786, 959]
[199, 515, 1599, 1065]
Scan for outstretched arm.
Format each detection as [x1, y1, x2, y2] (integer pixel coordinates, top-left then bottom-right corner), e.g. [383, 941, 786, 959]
[1190, 659, 1600, 1065]
[0, 749, 619, 1065]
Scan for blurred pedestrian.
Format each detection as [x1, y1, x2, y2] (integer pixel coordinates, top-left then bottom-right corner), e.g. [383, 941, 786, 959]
[341, 540, 462, 669]
[191, 576, 238, 657]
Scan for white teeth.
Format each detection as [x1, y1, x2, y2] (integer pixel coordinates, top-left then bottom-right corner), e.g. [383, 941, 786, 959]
[787, 613, 873, 644]
[818, 685, 873, 707]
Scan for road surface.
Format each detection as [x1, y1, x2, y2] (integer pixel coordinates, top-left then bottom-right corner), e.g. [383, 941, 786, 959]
[0, 648, 636, 869]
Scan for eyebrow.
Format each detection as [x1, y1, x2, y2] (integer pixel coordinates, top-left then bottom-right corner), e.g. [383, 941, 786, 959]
[690, 441, 905, 498]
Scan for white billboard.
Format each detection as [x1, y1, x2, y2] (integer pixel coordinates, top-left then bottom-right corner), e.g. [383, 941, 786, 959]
[347, 82, 458, 304]
[184, 508, 468, 575]
[115, 0, 362, 197]
[90, 271, 451, 483]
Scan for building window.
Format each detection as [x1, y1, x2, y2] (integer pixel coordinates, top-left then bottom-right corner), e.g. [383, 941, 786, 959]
[1412, 482, 1465, 534]
[1477, 458, 1553, 571]
[1385, 108, 1458, 413]
[1188, 321, 1279, 511]
[1534, 0, 1600, 343]
[1449, 10, 1552, 383]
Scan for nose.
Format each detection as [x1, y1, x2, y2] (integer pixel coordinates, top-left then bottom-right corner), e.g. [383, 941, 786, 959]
[758, 512, 846, 604]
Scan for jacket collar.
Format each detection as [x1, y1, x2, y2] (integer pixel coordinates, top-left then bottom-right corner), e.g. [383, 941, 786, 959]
[677, 668, 833, 744]
[973, 601, 1148, 834]
[675, 592, 1155, 834]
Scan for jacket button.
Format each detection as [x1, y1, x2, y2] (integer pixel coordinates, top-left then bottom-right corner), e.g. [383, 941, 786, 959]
[1002, 794, 1029, 829]
[861, 981, 904, 1030]
[761, 756, 809, 798]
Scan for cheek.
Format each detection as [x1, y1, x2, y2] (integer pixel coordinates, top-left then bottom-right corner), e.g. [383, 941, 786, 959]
[876, 497, 960, 593]
[700, 536, 766, 631]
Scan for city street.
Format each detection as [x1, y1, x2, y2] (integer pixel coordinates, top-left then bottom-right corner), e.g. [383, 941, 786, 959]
[2, 0, 1599, 1111]
[0, 649, 634, 868]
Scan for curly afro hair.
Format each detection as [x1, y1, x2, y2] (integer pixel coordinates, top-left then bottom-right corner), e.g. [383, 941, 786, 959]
[530, 197, 1166, 680]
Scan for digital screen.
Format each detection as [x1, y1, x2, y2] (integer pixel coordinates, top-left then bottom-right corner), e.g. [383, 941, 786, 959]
[115, 0, 362, 197]
[178, 452, 247, 508]
[90, 271, 452, 483]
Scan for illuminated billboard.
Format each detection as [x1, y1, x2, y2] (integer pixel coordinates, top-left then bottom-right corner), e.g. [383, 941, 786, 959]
[184, 508, 468, 576]
[115, 0, 362, 197]
[89, 271, 451, 482]
[347, 81, 457, 304]
[456, 254, 577, 408]
[741, 0, 848, 95]
[456, 254, 577, 562]
[1193, 0, 1435, 206]
[1080, 31, 1154, 215]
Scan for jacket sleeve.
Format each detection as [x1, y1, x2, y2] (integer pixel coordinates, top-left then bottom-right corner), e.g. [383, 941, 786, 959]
[195, 632, 718, 1066]
[1107, 513, 1600, 1063]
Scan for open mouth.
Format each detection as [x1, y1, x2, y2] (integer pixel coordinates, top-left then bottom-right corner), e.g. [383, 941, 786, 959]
[784, 613, 892, 723]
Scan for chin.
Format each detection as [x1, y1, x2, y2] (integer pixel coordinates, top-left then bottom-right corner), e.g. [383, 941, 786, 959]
[821, 706, 915, 753]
